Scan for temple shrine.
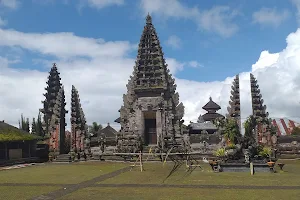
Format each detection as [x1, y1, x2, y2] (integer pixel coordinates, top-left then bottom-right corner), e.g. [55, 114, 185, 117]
[115, 14, 187, 153]
[189, 97, 224, 145]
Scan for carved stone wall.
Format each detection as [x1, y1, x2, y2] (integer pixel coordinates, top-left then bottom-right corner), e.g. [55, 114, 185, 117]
[116, 14, 188, 153]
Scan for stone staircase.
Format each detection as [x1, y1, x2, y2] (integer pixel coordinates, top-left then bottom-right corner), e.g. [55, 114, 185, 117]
[54, 154, 72, 163]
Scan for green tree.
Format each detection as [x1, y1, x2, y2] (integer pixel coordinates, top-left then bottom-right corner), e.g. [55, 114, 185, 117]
[223, 118, 241, 144]
[244, 115, 257, 139]
[31, 118, 37, 135]
[291, 127, 300, 136]
[36, 113, 44, 137]
[25, 118, 30, 133]
[88, 122, 102, 136]
[19, 114, 30, 133]
[214, 117, 241, 144]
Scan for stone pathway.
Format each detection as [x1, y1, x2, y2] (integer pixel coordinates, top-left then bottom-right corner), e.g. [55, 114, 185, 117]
[0, 163, 39, 171]
[31, 167, 131, 200]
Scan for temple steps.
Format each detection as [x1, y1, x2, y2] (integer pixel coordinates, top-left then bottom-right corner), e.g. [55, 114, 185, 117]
[54, 154, 72, 163]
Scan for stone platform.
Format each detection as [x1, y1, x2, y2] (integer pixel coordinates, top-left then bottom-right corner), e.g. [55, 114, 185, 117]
[220, 163, 271, 173]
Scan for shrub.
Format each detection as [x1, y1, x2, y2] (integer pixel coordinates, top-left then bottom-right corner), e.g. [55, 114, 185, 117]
[227, 143, 236, 149]
[259, 147, 272, 159]
[214, 148, 226, 157]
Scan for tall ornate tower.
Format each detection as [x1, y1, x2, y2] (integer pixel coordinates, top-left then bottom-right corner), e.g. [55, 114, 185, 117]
[116, 14, 186, 153]
[40, 63, 68, 154]
[227, 74, 241, 131]
[250, 73, 271, 145]
[70, 85, 87, 153]
[250, 73, 269, 120]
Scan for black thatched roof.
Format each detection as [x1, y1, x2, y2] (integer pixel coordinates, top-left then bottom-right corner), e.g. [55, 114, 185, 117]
[202, 97, 221, 111]
[189, 121, 217, 131]
[97, 123, 117, 138]
[202, 113, 224, 122]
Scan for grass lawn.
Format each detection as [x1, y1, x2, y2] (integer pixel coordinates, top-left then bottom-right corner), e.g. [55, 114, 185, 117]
[60, 187, 300, 200]
[1, 159, 299, 200]
[0, 161, 127, 184]
[0, 186, 60, 200]
[100, 159, 300, 186]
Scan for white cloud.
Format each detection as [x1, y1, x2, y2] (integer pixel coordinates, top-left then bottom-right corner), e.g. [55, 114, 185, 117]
[140, 0, 239, 37]
[252, 50, 279, 71]
[1, 27, 300, 133]
[79, 0, 124, 9]
[291, 0, 300, 24]
[0, 16, 7, 26]
[0, 29, 134, 59]
[165, 35, 181, 49]
[188, 61, 202, 68]
[0, 0, 20, 9]
[252, 8, 290, 27]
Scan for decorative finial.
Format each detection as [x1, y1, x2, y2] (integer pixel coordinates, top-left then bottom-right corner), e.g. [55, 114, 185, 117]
[53, 63, 56, 67]
[146, 13, 152, 24]
[209, 96, 212, 101]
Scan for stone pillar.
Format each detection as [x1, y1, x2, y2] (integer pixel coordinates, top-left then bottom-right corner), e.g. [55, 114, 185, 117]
[156, 110, 162, 145]
[136, 109, 144, 138]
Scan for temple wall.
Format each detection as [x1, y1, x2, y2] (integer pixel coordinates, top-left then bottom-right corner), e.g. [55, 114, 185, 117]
[277, 136, 300, 156]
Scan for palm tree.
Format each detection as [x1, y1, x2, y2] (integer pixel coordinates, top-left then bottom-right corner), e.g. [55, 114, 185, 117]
[223, 118, 240, 144]
[88, 122, 103, 136]
[214, 117, 241, 144]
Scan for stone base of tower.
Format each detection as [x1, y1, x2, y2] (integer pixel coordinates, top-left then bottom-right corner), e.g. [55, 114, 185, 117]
[116, 97, 189, 153]
[48, 124, 66, 154]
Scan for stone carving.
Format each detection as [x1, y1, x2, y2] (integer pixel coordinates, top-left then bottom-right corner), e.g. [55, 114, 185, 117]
[70, 85, 88, 153]
[244, 149, 250, 164]
[250, 73, 275, 145]
[115, 14, 188, 153]
[227, 74, 241, 130]
[40, 63, 68, 154]
[137, 97, 164, 111]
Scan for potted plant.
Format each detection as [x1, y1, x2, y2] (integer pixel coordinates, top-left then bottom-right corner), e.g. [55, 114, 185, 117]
[259, 147, 275, 168]
[208, 160, 219, 171]
[214, 148, 226, 162]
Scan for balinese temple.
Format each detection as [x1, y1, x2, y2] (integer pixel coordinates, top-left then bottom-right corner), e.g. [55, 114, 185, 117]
[202, 97, 224, 121]
[227, 74, 241, 131]
[115, 14, 186, 153]
[90, 123, 118, 147]
[189, 97, 224, 143]
[70, 85, 88, 153]
[250, 73, 273, 145]
[40, 63, 68, 154]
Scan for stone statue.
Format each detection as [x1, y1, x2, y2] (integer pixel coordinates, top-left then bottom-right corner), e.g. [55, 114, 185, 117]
[244, 149, 250, 164]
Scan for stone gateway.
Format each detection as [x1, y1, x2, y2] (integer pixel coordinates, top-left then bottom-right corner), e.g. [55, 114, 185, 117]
[115, 14, 187, 153]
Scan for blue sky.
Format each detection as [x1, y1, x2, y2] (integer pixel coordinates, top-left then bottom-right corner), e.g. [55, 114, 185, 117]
[1, 0, 300, 130]
[1, 0, 298, 81]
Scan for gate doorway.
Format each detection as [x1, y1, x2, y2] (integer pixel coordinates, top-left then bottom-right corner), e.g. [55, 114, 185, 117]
[144, 111, 157, 145]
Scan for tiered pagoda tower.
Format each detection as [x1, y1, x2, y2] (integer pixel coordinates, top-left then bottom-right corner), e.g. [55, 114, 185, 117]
[70, 85, 88, 153]
[250, 73, 269, 119]
[250, 73, 271, 144]
[227, 75, 241, 131]
[115, 14, 186, 153]
[202, 97, 224, 122]
[40, 63, 68, 154]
